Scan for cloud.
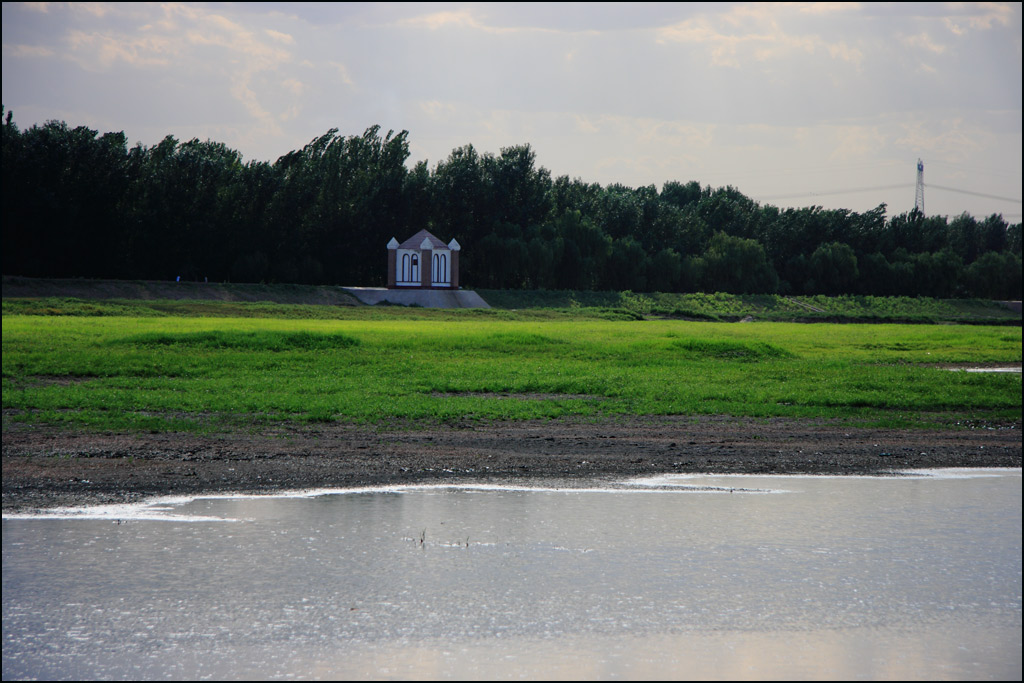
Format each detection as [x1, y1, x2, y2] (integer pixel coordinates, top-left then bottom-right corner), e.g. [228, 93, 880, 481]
[902, 32, 946, 54]
[51, 4, 296, 138]
[895, 119, 993, 163]
[23, 2, 117, 17]
[401, 10, 486, 32]
[327, 61, 354, 86]
[279, 104, 301, 122]
[264, 28, 294, 44]
[281, 78, 304, 95]
[829, 125, 887, 161]
[573, 115, 599, 134]
[796, 3, 863, 15]
[656, 4, 863, 68]
[3, 43, 56, 58]
[419, 100, 458, 120]
[73, 2, 113, 18]
[398, 7, 568, 35]
[826, 41, 864, 65]
[164, 5, 298, 136]
[942, 2, 1015, 34]
[66, 29, 176, 68]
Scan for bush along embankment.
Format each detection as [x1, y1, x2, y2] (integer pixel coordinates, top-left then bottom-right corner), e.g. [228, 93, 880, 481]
[477, 290, 1022, 324]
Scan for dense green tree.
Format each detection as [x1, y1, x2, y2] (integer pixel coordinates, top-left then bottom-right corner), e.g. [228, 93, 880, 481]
[947, 213, 984, 265]
[603, 237, 649, 291]
[647, 248, 683, 292]
[2, 117, 131, 278]
[701, 232, 778, 294]
[2, 111, 1019, 298]
[483, 144, 552, 228]
[807, 242, 859, 295]
[1007, 222, 1022, 257]
[965, 251, 1022, 299]
[659, 180, 704, 210]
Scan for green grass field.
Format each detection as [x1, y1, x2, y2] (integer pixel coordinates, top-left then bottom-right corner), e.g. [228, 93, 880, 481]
[2, 299, 1020, 432]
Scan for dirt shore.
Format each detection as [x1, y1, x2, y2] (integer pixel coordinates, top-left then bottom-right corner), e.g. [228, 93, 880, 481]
[3, 416, 1020, 512]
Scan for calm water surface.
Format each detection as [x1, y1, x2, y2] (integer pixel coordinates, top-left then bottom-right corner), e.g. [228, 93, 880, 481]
[3, 469, 1021, 680]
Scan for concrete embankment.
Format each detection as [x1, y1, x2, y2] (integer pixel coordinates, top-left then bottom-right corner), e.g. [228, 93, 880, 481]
[2, 276, 490, 309]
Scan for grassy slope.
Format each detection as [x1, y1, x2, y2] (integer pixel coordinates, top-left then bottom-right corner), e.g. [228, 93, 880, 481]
[477, 289, 1022, 323]
[3, 276, 1021, 323]
[3, 302, 1020, 432]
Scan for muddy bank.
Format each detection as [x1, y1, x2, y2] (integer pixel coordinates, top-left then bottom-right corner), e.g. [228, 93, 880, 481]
[3, 416, 1020, 512]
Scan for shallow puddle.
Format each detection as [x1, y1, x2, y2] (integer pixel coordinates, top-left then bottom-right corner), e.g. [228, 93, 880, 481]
[4, 469, 1021, 680]
[945, 366, 1021, 373]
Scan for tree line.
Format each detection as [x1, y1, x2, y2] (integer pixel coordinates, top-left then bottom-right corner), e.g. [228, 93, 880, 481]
[2, 110, 1021, 299]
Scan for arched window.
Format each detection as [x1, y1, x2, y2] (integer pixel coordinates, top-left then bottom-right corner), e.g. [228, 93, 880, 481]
[411, 254, 419, 284]
[401, 254, 410, 282]
[433, 253, 448, 284]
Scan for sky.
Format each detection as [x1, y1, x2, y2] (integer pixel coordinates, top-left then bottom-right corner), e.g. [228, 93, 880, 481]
[2, 2, 1021, 221]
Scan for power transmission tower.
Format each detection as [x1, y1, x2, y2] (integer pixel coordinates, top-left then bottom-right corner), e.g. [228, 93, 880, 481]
[914, 158, 925, 215]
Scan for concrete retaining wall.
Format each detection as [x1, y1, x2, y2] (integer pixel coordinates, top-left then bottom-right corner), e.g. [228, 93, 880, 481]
[342, 287, 490, 309]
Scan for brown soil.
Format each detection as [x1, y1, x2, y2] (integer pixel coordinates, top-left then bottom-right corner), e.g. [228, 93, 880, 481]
[3, 416, 1020, 512]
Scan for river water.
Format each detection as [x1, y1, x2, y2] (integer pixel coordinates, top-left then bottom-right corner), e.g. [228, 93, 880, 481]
[3, 469, 1020, 680]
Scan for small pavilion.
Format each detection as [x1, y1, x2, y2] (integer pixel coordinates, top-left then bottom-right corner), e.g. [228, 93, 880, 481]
[387, 230, 460, 289]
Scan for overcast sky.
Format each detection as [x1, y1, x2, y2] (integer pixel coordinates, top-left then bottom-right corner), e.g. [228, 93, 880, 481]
[3, 2, 1021, 220]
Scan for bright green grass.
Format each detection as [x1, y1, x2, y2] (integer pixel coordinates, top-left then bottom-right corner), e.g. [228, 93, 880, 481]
[2, 314, 1020, 432]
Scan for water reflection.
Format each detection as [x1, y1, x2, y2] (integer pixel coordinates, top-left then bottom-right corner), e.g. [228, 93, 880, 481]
[3, 469, 1021, 680]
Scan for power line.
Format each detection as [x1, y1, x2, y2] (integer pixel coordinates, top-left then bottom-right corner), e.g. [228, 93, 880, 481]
[924, 184, 1022, 204]
[756, 183, 1021, 205]
[926, 160, 1021, 181]
[756, 184, 912, 201]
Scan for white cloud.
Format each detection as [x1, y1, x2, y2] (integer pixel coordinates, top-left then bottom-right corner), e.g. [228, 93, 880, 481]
[66, 29, 176, 68]
[279, 104, 301, 122]
[829, 125, 887, 161]
[656, 4, 865, 68]
[73, 2, 114, 19]
[418, 100, 458, 121]
[902, 32, 946, 54]
[402, 10, 481, 31]
[398, 7, 572, 35]
[264, 28, 294, 45]
[3, 43, 55, 58]
[827, 41, 864, 66]
[281, 78, 304, 95]
[327, 61, 354, 86]
[895, 119, 992, 163]
[942, 2, 1015, 34]
[573, 115, 599, 134]
[796, 3, 863, 15]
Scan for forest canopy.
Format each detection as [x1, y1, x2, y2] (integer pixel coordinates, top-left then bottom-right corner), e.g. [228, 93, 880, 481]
[2, 109, 1020, 299]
